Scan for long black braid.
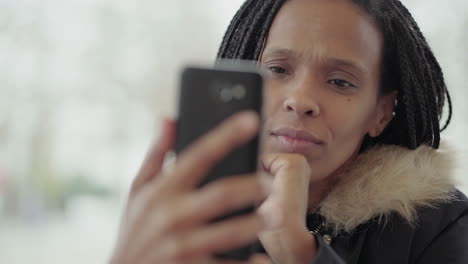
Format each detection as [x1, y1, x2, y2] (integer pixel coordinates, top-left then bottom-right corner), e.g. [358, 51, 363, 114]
[217, 0, 452, 150]
[217, 0, 286, 60]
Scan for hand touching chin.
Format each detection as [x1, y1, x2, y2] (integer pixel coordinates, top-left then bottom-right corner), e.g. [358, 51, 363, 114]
[257, 153, 317, 264]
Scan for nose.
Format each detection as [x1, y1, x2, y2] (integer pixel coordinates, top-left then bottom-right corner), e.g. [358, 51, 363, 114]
[282, 81, 320, 118]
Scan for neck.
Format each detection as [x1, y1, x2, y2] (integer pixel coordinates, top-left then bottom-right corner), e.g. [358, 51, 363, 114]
[307, 176, 337, 212]
[307, 151, 360, 212]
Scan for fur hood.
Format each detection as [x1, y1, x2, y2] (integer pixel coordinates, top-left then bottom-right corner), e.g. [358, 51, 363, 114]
[318, 143, 458, 234]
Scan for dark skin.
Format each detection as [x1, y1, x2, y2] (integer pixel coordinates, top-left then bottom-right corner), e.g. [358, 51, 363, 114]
[110, 0, 396, 263]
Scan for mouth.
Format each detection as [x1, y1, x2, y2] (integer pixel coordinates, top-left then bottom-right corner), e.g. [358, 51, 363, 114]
[269, 127, 324, 153]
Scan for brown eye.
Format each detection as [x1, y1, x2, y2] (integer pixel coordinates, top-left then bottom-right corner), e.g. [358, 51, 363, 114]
[269, 66, 287, 74]
[328, 79, 356, 88]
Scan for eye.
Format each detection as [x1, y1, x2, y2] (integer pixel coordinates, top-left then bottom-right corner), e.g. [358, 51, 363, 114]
[268, 66, 287, 74]
[327, 79, 356, 88]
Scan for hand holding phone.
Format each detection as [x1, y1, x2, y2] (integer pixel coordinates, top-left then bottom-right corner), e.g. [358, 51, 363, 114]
[111, 112, 271, 264]
[111, 62, 270, 264]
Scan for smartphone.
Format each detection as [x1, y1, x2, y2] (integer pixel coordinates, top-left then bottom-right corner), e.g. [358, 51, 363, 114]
[174, 63, 263, 260]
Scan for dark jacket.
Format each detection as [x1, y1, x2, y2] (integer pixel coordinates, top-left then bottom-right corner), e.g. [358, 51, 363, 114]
[311, 190, 468, 264]
[254, 144, 468, 263]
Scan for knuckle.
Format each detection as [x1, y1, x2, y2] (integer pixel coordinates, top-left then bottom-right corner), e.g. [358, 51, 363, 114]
[276, 155, 295, 169]
[264, 153, 311, 176]
[139, 188, 161, 212]
[165, 236, 188, 261]
[154, 204, 179, 233]
[283, 154, 308, 169]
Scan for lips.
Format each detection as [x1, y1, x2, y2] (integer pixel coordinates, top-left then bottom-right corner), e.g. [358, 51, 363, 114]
[271, 127, 324, 144]
[270, 127, 324, 153]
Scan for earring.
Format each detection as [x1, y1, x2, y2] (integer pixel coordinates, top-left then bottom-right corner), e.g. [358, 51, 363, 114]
[392, 99, 398, 117]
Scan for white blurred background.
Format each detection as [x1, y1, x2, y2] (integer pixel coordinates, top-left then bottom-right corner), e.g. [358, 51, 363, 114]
[0, 0, 466, 263]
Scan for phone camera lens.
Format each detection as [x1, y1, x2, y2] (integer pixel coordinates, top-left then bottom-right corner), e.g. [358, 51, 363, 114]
[232, 84, 246, 99]
[220, 87, 233, 102]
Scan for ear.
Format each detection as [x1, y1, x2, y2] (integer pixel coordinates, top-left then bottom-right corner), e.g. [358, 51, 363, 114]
[368, 91, 398, 138]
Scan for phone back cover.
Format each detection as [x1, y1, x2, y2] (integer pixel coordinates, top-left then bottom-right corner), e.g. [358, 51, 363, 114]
[175, 67, 263, 186]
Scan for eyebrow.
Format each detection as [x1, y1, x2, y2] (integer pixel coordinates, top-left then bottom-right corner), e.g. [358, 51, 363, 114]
[262, 48, 298, 59]
[327, 58, 368, 75]
[262, 48, 368, 76]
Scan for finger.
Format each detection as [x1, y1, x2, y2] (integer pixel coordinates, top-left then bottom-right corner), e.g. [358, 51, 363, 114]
[188, 257, 253, 264]
[193, 174, 270, 223]
[126, 174, 268, 262]
[248, 254, 272, 264]
[261, 153, 311, 185]
[264, 153, 311, 196]
[153, 174, 269, 232]
[131, 118, 176, 196]
[158, 214, 261, 261]
[168, 111, 259, 190]
[258, 153, 311, 228]
[201, 255, 271, 264]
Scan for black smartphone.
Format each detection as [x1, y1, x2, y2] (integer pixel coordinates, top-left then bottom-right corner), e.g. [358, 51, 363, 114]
[174, 63, 263, 260]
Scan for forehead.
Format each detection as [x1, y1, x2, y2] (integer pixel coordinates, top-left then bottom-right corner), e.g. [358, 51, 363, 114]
[263, 0, 383, 72]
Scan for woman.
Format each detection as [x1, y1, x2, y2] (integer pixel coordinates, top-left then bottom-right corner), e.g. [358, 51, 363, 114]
[110, 0, 468, 263]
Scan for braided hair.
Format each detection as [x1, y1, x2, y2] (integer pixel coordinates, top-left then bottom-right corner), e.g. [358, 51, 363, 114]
[217, 0, 452, 150]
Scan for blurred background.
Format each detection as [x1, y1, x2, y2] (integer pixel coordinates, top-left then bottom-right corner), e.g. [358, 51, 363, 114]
[0, 0, 466, 263]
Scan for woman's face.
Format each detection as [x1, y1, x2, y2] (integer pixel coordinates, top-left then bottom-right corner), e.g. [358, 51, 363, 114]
[260, 0, 396, 183]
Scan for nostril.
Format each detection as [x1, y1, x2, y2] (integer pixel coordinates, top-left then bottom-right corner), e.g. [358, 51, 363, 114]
[305, 110, 314, 116]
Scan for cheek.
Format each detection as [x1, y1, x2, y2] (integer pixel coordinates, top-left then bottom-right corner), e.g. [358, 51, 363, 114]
[261, 82, 284, 130]
[310, 96, 376, 178]
[325, 96, 376, 148]
[262, 81, 283, 115]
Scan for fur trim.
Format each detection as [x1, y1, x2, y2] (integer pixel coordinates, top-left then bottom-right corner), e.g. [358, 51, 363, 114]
[318, 143, 457, 233]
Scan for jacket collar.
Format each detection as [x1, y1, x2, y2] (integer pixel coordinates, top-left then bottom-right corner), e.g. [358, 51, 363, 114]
[318, 142, 457, 233]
